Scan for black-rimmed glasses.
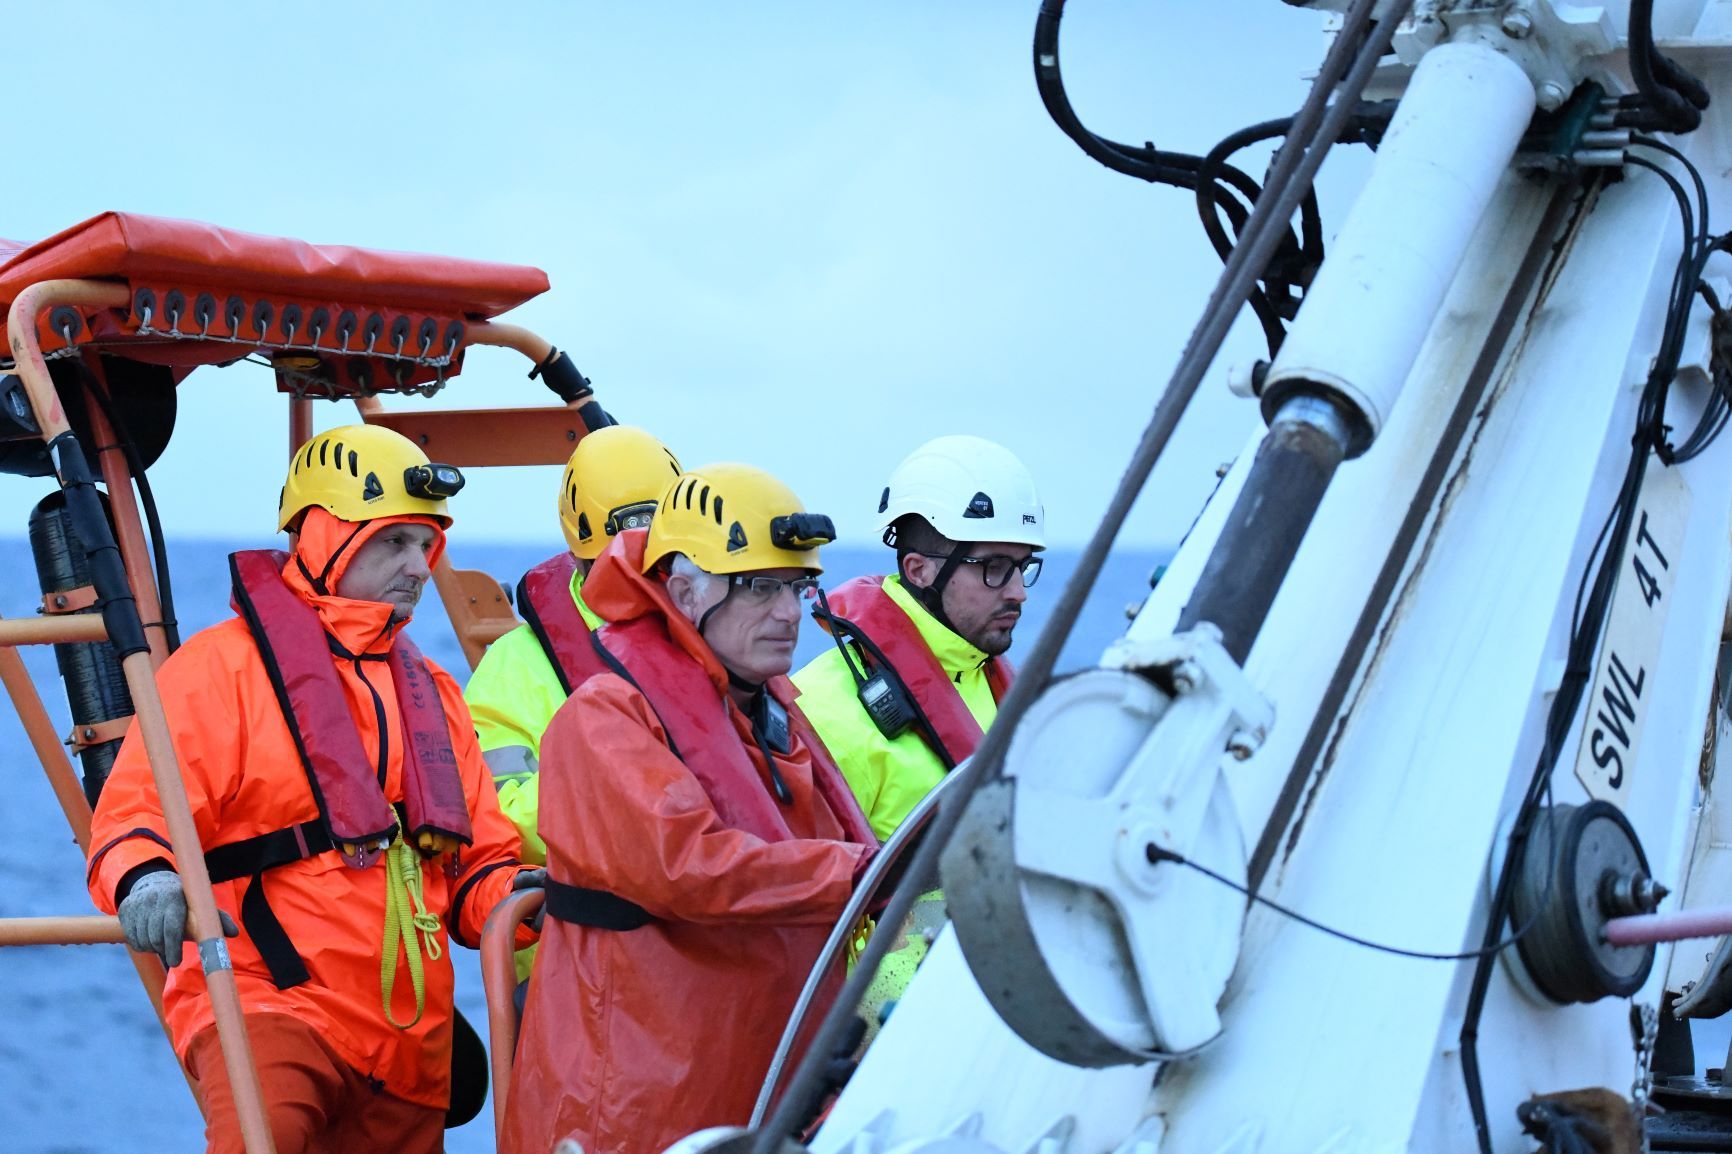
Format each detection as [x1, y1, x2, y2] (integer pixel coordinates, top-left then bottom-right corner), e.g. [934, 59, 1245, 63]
[919, 552, 1042, 589]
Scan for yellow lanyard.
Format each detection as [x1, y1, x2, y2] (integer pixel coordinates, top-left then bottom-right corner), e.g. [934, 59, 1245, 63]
[380, 835, 444, 1029]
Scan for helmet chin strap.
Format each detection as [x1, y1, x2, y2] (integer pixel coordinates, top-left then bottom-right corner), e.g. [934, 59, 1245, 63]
[693, 580, 769, 695]
[700, 598, 793, 806]
[726, 667, 765, 693]
[695, 581, 734, 638]
[297, 522, 368, 597]
[905, 550, 965, 635]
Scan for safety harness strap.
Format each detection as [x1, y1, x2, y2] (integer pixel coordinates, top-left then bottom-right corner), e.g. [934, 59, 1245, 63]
[205, 820, 331, 883]
[240, 871, 312, 989]
[205, 819, 333, 989]
[543, 879, 654, 930]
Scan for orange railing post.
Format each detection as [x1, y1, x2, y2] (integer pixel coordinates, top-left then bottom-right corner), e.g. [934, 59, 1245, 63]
[9, 278, 277, 1154]
[480, 887, 543, 1144]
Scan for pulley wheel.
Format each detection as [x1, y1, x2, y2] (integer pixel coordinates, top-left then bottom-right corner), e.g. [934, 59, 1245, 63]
[942, 668, 1246, 1067]
[1509, 800, 1655, 1004]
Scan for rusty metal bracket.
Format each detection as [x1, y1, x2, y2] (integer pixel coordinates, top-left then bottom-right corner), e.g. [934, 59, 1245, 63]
[66, 715, 133, 753]
[41, 585, 98, 614]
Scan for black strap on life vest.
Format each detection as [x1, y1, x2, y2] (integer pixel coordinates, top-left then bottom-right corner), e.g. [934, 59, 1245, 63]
[204, 819, 333, 989]
[543, 878, 653, 931]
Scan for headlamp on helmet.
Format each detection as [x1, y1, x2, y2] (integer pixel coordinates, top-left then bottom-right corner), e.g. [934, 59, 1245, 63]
[605, 500, 658, 536]
[277, 424, 458, 532]
[559, 426, 683, 561]
[770, 512, 836, 551]
[644, 463, 829, 575]
[404, 463, 466, 501]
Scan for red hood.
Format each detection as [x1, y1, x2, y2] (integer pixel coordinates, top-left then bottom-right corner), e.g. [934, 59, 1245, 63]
[584, 528, 736, 697]
[281, 507, 446, 655]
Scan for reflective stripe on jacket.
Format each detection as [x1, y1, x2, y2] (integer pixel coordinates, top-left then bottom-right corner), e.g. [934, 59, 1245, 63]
[86, 512, 531, 1109]
[504, 528, 875, 1154]
[793, 574, 1010, 839]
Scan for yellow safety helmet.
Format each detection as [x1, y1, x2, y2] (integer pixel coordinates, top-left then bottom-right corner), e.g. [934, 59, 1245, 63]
[559, 426, 683, 560]
[643, 463, 835, 576]
[278, 424, 464, 532]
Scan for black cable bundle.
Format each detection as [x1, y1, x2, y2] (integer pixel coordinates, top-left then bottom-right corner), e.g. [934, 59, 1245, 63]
[1457, 132, 1732, 1154]
[1616, 0, 1711, 132]
[1032, 0, 1393, 356]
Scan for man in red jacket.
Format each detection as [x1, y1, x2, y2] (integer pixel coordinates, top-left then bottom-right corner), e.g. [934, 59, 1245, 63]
[88, 424, 537, 1154]
[504, 463, 877, 1154]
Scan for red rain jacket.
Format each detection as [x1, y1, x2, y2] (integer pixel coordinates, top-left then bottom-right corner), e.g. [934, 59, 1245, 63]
[504, 529, 876, 1154]
[87, 510, 531, 1109]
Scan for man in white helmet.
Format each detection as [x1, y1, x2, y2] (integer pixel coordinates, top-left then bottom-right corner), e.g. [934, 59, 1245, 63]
[794, 434, 1045, 839]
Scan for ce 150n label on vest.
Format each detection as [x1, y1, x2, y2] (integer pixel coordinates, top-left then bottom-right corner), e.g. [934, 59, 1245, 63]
[1573, 465, 1692, 806]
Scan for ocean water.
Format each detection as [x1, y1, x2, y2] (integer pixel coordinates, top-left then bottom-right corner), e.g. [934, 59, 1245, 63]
[0, 535, 1164, 1152]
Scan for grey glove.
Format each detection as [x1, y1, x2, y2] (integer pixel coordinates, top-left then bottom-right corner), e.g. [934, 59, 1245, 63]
[118, 870, 188, 968]
[512, 868, 548, 931]
[117, 872, 238, 968]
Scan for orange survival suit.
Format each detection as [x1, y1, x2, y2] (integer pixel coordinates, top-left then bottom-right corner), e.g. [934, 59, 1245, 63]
[503, 529, 877, 1154]
[87, 511, 532, 1121]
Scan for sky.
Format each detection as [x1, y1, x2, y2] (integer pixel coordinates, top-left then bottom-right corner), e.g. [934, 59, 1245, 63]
[0, 2, 1363, 551]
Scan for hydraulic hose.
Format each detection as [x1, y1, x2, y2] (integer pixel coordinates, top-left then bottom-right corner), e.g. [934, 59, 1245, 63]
[1033, 0, 1203, 186]
[1620, 0, 1705, 131]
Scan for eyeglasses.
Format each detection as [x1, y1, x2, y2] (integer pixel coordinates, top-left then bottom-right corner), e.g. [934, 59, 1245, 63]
[728, 574, 820, 605]
[920, 551, 1042, 589]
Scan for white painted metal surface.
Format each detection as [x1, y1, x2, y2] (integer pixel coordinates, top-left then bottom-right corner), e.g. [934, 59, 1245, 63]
[1262, 40, 1536, 449]
[785, 6, 1732, 1154]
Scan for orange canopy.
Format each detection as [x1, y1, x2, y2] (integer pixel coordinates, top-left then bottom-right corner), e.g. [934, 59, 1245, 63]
[0, 212, 550, 389]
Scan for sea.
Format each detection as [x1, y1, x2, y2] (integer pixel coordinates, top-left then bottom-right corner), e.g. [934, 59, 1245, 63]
[0, 536, 1165, 1152]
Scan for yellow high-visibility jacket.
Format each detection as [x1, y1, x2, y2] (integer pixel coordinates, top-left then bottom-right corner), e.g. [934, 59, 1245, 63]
[792, 576, 997, 840]
[464, 563, 603, 981]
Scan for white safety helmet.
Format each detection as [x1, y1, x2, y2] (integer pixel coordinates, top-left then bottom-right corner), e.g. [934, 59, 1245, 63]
[878, 435, 1045, 549]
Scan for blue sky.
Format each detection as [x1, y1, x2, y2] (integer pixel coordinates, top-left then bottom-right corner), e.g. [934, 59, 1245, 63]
[0, 2, 1361, 550]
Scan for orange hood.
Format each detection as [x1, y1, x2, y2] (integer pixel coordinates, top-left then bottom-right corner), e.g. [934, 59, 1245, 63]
[281, 506, 446, 655]
[583, 528, 734, 696]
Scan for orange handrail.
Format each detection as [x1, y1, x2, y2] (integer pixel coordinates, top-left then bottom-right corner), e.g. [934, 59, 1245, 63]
[0, 915, 127, 946]
[9, 278, 277, 1154]
[480, 887, 543, 1143]
[0, 615, 108, 645]
[0, 625, 177, 1047]
[83, 362, 170, 668]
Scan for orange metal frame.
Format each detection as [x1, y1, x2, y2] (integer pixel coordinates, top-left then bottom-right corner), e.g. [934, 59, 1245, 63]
[0, 268, 587, 1154]
[479, 887, 544, 1140]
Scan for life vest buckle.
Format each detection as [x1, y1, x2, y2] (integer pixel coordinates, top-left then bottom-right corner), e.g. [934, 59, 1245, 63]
[340, 835, 393, 870]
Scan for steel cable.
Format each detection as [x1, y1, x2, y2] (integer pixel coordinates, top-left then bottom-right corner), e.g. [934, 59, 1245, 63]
[751, 3, 1407, 1148]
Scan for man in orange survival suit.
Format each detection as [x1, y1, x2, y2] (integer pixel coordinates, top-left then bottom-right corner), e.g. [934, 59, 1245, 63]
[503, 463, 879, 1154]
[87, 424, 538, 1154]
